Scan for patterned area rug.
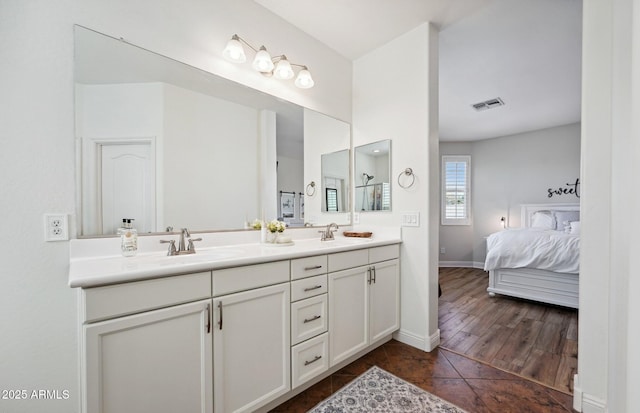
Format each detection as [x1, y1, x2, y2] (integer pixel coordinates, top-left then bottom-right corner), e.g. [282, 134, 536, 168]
[309, 366, 469, 413]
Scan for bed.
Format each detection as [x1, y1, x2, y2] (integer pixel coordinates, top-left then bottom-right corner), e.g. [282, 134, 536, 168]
[484, 203, 580, 308]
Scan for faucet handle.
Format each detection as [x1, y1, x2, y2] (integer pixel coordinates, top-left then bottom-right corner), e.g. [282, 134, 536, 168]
[160, 239, 177, 256]
[187, 237, 203, 251]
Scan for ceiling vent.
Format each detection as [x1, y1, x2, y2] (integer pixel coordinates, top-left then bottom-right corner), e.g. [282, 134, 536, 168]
[471, 97, 505, 111]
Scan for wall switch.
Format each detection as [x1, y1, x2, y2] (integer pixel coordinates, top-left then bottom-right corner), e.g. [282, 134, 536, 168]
[401, 212, 420, 227]
[44, 214, 69, 241]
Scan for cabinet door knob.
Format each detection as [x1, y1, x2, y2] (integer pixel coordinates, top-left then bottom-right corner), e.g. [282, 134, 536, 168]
[217, 301, 223, 330]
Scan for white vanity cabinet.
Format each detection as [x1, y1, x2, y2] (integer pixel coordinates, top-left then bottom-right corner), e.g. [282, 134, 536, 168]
[81, 272, 213, 413]
[74, 238, 402, 413]
[328, 245, 400, 366]
[212, 262, 290, 413]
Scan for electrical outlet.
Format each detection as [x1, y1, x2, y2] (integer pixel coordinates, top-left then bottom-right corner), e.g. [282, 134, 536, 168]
[353, 212, 360, 224]
[44, 214, 69, 241]
[440, 247, 446, 254]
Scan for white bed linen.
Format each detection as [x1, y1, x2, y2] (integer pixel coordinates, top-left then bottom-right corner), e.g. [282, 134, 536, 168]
[484, 228, 579, 274]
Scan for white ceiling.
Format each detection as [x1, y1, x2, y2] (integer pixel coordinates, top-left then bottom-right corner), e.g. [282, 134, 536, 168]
[255, 0, 583, 142]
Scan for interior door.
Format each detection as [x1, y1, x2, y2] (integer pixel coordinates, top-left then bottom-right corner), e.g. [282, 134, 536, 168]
[100, 142, 155, 234]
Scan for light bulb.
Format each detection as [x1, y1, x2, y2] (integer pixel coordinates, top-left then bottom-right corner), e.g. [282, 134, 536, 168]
[294, 66, 314, 89]
[223, 35, 246, 63]
[273, 56, 294, 80]
[252, 46, 274, 73]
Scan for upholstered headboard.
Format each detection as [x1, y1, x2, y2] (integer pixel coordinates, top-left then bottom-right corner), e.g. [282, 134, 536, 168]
[520, 203, 580, 228]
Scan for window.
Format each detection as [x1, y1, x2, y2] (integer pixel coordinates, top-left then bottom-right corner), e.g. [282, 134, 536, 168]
[441, 155, 471, 225]
[325, 188, 338, 212]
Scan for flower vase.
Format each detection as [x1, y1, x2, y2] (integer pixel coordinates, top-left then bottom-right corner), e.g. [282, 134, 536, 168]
[268, 231, 279, 244]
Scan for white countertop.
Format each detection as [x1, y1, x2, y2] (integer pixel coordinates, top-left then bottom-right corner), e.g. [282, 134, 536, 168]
[69, 228, 402, 288]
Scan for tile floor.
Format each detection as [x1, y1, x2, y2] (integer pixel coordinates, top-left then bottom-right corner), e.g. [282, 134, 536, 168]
[270, 339, 576, 413]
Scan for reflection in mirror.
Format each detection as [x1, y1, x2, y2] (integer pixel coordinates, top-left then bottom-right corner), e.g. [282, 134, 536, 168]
[321, 150, 349, 213]
[74, 26, 348, 237]
[303, 109, 351, 225]
[355, 140, 391, 211]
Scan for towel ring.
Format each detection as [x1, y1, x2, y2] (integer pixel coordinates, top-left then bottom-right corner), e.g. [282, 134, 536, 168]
[306, 181, 316, 196]
[397, 168, 415, 189]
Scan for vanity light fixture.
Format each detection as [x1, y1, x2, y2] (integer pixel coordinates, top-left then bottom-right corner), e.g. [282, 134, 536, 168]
[223, 34, 314, 89]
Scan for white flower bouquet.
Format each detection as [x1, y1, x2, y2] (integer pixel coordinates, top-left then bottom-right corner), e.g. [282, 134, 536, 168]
[266, 219, 286, 233]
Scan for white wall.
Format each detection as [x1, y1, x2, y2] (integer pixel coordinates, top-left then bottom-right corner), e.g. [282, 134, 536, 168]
[440, 123, 581, 266]
[353, 23, 440, 351]
[0, 1, 351, 412]
[576, 0, 640, 411]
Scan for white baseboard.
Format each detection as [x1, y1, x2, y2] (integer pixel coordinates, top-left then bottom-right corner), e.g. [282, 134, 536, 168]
[573, 374, 607, 412]
[428, 329, 441, 351]
[439, 261, 485, 269]
[393, 328, 440, 352]
[393, 329, 426, 350]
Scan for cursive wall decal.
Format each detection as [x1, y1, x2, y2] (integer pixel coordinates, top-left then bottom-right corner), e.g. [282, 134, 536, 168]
[548, 178, 580, 198]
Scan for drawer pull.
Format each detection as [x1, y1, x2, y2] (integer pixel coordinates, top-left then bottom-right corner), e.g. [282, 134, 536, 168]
[304, 265, 323, 271]
[304, 355, 322, 366]
[303, 315, 321, 323]
[304, 285, 323, 292]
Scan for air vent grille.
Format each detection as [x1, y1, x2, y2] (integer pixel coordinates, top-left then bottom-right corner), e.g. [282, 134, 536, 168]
[472, 97, 504, 111]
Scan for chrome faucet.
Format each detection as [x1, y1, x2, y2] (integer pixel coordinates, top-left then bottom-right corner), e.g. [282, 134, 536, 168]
[319, 223, 339, 241]
[160, 227, 202, 256]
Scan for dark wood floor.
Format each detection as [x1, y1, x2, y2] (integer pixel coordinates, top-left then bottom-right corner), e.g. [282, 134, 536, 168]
[270, 340, 576, 412]
[438, 267, 579, 395]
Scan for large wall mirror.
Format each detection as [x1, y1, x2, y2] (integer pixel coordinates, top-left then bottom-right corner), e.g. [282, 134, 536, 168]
[74, 26, 351, 237]
[355, 140, 391, 211]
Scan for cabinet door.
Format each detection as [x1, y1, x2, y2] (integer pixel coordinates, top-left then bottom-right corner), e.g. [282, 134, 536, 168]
[328, 266, 369, 366]
[213, 283, 290, 413]
[369, 259, 400, 343]
[84, 299, 212, 413]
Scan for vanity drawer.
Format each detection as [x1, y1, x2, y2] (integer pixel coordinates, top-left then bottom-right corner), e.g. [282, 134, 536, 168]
[291, 332, 329, 389]
[291, 274, 327, 302]
[328, 249, 369, 272]
[369, 244, 400, 263]
[291, 294, 327, 345]
[291, 255, 327, 280]
[82, 271, 211, 323]
[212, 260, 289, 296]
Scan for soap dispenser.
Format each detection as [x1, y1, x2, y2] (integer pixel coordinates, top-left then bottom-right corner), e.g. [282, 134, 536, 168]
[120, 219, 138, 257]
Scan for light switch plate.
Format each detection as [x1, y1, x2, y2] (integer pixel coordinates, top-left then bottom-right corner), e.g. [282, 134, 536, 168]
[401, 212, 420, 227]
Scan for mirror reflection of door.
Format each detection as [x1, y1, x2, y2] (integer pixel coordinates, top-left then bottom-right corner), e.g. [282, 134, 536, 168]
[83, 139, 156, 235]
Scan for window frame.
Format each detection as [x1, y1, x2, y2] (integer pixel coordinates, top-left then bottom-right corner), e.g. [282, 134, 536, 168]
[441, 155, 471, 226]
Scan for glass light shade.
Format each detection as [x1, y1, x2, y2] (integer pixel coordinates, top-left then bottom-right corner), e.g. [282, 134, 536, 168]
[252, 47, 274, 73]
[294, 67, 314, 89]
[223, 36, 246, 63]
[273, 57, 294, 80]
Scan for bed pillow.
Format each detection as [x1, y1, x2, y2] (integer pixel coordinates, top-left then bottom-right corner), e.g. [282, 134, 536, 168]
[553, 210, 580, 231]
[568, 220, 581, 235]
[530, 210, 556, 230]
